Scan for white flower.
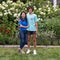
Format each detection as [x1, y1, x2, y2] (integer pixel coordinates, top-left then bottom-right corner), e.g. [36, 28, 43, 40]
[53, 8, 57, 11]
[4, 10, 7, 12]
[28, 2, 32, 6]
[13, 13, 18, 17]
[0, 12, 3, 16]
[2, 1, 6, 5]
[38, 15, 40, 17]
[38, 18, 40, 21]
[24, 8, 27, 10]
[14, 19, 18, 22]
[40, 18, 43, 21]
[4, 4, 8, 7]
[2, 1, 5, 4]
[48, 7, 50, 12]
[43, 13, 46, 15]
[14, 19, 17, 22]
[2, 1, 8, 7]
[38, 8, 42, 11]
[16, 9, 18, 12]
[46, 5, 49, 7]
[18, 13, 20, 17]
[8, 10, 12, 15]
[2, 6, 5, 10]
[40, 12, 45, 15]
[47, 1, 50, 3]
[0, 4, 2, 7]
[9, 7, 15, 11]
[54, 9, 57, 11]
[34, 6, 37, 10]
[0, 4, 5, 10]
[7, 0, 13, 4]
[4, 12, 8, 15]
[40, 12, 43, 14]
[11, 2, 15, 5]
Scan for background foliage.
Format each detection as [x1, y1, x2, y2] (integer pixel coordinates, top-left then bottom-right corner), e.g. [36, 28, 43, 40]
[0, 0, 60, 45]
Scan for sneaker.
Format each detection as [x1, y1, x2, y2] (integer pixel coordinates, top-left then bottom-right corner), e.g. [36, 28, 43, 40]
[20, 50, 25, 54]
[33, 50, 37, 55]
[26, 49, 31, 54]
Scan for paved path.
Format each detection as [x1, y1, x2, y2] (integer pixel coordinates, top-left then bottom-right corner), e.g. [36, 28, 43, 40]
[0, 45, 60, 48]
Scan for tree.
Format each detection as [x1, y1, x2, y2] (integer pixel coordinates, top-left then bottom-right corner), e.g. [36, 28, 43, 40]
[20, 0, 27, 4]
[13, 0, 17, 2]
[0, 0, 6, 3]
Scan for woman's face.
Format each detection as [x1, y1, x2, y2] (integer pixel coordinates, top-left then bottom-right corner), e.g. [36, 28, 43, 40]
[29, 8, 33, 14]
[21, 12, 25, 19]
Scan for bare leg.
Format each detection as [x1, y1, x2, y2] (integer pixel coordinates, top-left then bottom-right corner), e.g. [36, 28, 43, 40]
[32, 33, 37, 55]
[28, 34, 31, 49]
[33, 33, 36, 49]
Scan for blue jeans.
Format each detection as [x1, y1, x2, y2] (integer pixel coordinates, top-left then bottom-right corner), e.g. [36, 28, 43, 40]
[19, 30, 28, 49]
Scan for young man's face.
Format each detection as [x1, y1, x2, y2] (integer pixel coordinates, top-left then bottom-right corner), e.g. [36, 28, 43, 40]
[29, 8, 33, 14]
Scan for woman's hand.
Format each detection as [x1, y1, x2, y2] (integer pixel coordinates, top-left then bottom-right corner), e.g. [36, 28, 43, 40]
[26, 25, 29, 28]
[19, 24, 29, 28]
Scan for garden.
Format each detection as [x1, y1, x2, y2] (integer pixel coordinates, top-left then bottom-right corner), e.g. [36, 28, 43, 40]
[0, 0, 60, 45]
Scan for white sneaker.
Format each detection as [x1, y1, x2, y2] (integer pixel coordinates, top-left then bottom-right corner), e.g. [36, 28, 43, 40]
[26, 49, 31, 54]
[33, 50, 37, 55]
[20, 50, 25, 54]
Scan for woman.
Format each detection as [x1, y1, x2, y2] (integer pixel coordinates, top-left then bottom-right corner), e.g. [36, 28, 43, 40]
[18, 11, 28, 54]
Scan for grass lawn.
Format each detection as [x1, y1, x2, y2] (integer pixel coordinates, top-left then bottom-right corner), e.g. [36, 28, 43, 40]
[0, 47, 60, 60]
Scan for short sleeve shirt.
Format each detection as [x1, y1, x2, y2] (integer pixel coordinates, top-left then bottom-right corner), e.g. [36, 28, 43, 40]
[18, 19, 28, 31]
[27, 13, 38, 31]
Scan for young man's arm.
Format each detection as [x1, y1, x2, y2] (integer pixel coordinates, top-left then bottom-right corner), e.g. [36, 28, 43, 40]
[34, 14, 38, 33]
[35, 22, 38, 33]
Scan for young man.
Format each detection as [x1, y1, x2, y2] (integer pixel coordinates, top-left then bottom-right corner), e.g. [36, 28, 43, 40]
[26, 6, 38, 55]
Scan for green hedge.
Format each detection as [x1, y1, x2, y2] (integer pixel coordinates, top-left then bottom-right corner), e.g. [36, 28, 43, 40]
[0, 0, 60, 45]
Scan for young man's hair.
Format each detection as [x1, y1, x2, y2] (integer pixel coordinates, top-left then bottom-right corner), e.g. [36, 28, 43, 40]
[27, 6, 34, 11]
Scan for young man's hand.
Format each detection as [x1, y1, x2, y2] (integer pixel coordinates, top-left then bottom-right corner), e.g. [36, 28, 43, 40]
[35, 22, 38, 34]
[36, 29, 38, 34]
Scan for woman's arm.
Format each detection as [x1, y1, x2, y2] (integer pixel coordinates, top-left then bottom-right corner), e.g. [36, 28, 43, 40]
[19, 24, 28, 28]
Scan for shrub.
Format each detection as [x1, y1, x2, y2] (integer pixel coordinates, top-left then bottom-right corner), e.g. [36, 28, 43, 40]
[0, 0, 60, 45]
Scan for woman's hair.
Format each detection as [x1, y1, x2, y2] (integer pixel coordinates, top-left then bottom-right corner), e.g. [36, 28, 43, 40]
[20, 11, 27, 22]
[27, 6, 34, 11]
